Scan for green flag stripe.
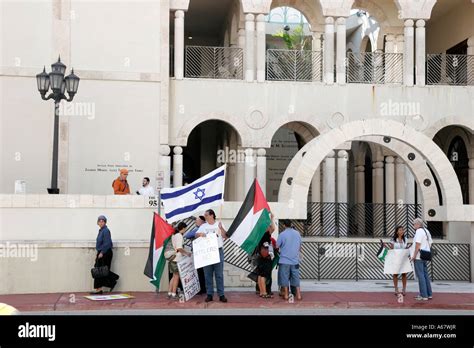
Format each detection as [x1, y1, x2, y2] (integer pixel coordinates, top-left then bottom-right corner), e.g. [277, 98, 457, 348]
[150, 237, 171, 289]
[240, 208, 271, 254]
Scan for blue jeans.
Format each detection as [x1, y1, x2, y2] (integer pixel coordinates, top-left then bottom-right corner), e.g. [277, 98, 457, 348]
[277, 264, 300, 287]
[414, 260, 432, 298]
[203, 248, 225, 297]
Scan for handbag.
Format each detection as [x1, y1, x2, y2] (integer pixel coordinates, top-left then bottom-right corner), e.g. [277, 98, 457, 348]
[164, 237, 176, 261]
[91, 265, 109, 279]
[419, 228, 432, 261]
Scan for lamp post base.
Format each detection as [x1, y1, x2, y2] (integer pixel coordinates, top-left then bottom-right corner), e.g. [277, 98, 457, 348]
[47, 188, 60, 194]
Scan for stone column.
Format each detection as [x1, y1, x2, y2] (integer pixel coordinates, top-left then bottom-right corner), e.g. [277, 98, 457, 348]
[395, 157, 407, 227]
[256, 148, 266, 196]
[235, 146, 245, 200]
[468, 37, 474, 85]
[244, 148, 256, 192]
[311, 167, 322, 235]
[337, 150, 348, 236]
[322, 151, 336, 236]
[244, 13, 255, 82]
[255, 14, 266, 83]
[336, 17, 346, 85]
[415, 19, 426, 86]
[312, 31, 323, 81]
[385, 35, 396, 82]
[173, 146, 183, 188]
[385, 156, 395, 204]
[159, 145, 171, 189]
[354, 165, 365, 236]
[324, 17, 335, 84]
[238, 28, 246, 49]
[403, 19, 414, 86]
[174, 10, 185, 79]
[373, 160, 384, 236]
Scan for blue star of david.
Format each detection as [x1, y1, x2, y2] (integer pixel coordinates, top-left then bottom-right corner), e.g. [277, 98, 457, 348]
[193, 188, 206, 201]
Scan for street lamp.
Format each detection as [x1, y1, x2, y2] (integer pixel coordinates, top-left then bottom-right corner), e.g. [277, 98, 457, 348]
[36, 56, 80, 194]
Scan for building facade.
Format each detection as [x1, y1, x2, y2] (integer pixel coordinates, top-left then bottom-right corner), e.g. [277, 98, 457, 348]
[1, 0, 473, 294]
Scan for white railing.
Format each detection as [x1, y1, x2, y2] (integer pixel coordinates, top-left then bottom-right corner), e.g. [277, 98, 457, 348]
[426, 54, 474, 86]
[185, 46, 243, 79]
[346, 52, 403, 84]
[266, 49, 323, 82]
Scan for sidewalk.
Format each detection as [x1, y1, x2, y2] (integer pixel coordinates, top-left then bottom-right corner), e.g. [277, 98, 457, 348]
[1, 285, 472, 313]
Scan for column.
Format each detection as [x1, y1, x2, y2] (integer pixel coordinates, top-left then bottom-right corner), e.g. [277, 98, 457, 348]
[467, 37, 474, 84]
[385, 156, 395, 204]
[238, 28, 246, 49]
[173, 146, 183, 188]
[373, 160, 384, 236]
[469, 159, 474, 204]
[244, 148, 256, 192]
[322, 151, 336, 236]
[336, 17, 346, 85]
[337, 150, 348, 236]
[256, 148, 266, 196]
[235, 146, 245, 200]
[395, 157, 407, 227]
[159, 145, 171, 189]
[354, 165, 365, 235]
[255, 14, 266, 83]
[324, 17, 335, 84]
[244, 13, 255, 82]
[311, 167, 322, 235]
[311, 31, 323, 81]
[385, 35, 396, 82]
[403, 19, 414, 86]
[415, 19, 426, 86]
[174, 10, 185, 79]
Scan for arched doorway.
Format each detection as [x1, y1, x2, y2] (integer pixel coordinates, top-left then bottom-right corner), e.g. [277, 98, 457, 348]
[448, 136, 469, 204]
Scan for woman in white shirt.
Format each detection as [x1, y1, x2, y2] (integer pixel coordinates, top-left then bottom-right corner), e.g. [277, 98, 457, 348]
[384, 226, 408, 296]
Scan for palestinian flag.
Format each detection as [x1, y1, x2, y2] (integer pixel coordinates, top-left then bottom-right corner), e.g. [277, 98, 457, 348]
[226, 179, 271, 254]
[376, 240, 388, 262]
[144, 212, 174, 289]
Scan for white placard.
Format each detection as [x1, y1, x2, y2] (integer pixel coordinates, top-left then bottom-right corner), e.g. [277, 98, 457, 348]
[177, 256, 200, 301]
[192, 233, 220, 269]
[14, 180, 26, 194]
[383, 249, 413, 275]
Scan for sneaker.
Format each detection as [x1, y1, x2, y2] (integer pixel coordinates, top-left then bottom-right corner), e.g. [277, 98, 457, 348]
[428, 296, 433, 300]
[219, 295, 228, 303]
[205, 295, 213, 302]
[414, 296, 428, 301]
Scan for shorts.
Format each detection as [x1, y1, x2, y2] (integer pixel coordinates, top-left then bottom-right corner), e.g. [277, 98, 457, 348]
[277, 263, 300, 287]
[168, 261, 178, 274]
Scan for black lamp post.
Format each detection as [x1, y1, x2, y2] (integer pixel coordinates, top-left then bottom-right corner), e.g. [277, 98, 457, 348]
[36, 56, 80, 194]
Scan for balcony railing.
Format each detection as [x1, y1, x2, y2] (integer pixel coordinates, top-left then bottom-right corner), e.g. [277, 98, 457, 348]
[266, 49, 323, 82]
[426, 54, 474, 86]
[185, 46, 243, 79]
[346, 52, 403, 84]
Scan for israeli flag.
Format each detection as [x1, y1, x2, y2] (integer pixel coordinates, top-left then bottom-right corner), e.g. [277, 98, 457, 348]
[160, 165, 226, 223]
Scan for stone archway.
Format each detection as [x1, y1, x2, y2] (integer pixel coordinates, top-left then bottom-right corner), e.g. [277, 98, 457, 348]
[278, 120, 463, 220]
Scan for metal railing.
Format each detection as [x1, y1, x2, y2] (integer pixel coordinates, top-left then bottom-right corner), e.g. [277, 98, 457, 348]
[346, 52, 403, 84]
[426, 54, 474, 86]
[185, 46, 243, 79]
[266, 49, 323, 81]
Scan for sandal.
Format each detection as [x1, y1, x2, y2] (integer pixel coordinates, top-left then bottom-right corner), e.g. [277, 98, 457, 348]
[260, 294, 272, 299]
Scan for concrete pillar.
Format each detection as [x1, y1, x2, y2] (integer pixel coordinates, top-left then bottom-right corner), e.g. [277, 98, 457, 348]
[469, 159, 474, 204]
[235, 147, 245, 200]
[244, 13, 255, 82]
[311, 166, 322, 235]
[324, 17, 335, 84]
[312, 31, 323, 81]
[385, 35, 396, 81]
[159, 145, 171, 189]
[468, 37, 474, 85]
[238, 28, 246, 49]
[174, 10, 185, 79]
[373, 160, 384, 237]
[244, 148, 256, 193]
[336, 17, 346, 85]
[311, 166, 321, 202]
[355, 165, 365, 236]
[323, 151, 336, 236]
[403, 19, 414, 86]
[173, 146, 183, 188]
[395, 157, 407, 227]
[385, 156, 395, 204]
[255, 14, 266, 83]
[415, 19, 426, 86]
[337, 150, 348, 236]
[256, 148, 266, 196]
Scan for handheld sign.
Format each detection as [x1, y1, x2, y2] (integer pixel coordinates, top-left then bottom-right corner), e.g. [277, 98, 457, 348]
[192, 233, 220, 269]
